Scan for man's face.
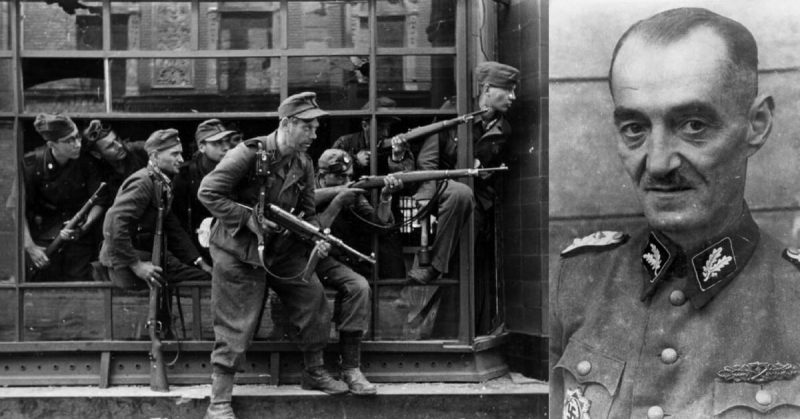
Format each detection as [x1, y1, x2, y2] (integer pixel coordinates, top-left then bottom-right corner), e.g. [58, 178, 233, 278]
[93, 132, 127, 162]
[152, 144, 184, 175]
[321, 167, 353, 187]
[199, 137, 231, 163]
[611, 29, 755, 236]
[285, 118, 319, 154]
[49, 131, 82, 160]
[484, 85, 516, 113]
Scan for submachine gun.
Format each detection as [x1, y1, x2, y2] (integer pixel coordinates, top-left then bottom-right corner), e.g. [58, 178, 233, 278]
[147, 180, 170, 392]
[376, 108, 488, 150]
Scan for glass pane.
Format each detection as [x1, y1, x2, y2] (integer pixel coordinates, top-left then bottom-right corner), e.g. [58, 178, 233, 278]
[375, 285, 459, 340]
[288, 56, 364, 111]
[0, 289, 14, 341]
[0, 59, 10, 111]
[22, 58, 105, 113]
[0, 119, 16, 283]
[198, 1, 280, 50]
[376, 55, 456, 109]
[287, 1, 367, 49]
[24, 289, 106, 341]
[110, 2, 192, 51]
[22, 1, 103, 50]
[377, 0, 454, 48]
[0, 1, 9, 50]
[110, 58, 281, 112]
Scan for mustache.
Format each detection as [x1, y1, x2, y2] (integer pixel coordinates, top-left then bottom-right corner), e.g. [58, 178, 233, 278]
[640, 171, 695, 190]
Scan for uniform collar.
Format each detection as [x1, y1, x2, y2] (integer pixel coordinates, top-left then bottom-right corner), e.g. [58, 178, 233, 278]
[639, 206, 759, 309]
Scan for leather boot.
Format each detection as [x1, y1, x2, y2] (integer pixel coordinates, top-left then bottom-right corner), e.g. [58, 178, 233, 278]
[301, 351, 348, 395]
[204, 372, 237, 419]
[340, 331, 377, 396]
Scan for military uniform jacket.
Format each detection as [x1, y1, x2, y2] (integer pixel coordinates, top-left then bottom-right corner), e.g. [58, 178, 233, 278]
[173, 152, 216, 252]
[550, 210, 800, 418]
[99, 166, 201, 269]
[332, 131, 372, 179]
[197, 132, 317, 267]
[22, 146, 105, 243]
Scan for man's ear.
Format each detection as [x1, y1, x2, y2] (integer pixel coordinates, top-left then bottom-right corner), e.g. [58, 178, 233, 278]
[361, 120, 369, 131]
[745, 94, 774, 157]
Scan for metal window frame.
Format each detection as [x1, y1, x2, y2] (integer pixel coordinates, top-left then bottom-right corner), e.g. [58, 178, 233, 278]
[1, 0, 488, 358]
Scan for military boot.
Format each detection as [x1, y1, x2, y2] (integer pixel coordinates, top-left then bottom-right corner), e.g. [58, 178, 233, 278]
[301, 351, 348, 395]
[340, 331, 377, 396]
[204, 372, 237, 419]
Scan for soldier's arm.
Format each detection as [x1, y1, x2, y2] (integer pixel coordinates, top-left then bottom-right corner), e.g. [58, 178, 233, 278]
[103, 175, 152, 269]
[197, 144, 254, 235]
[164, 211, 202, 266]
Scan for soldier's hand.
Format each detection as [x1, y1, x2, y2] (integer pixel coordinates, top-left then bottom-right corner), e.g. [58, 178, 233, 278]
[390, 137, 408, 161]
[131, 260, 164, 285]
[474, 158, 492, 179]
[356, 150, 371, 167]
[315, 240, 332, 258]
[26, 245, 50, 269]
[58, 226, 81, 242]
[332, 188, 366, 207]
[380, 174, 403, 200]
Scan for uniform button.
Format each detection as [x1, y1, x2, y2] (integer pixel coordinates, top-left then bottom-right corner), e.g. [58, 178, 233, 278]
[755, 389, 772, 406]
[669, 289, 686, 306]
[647, 405, 664, 419]
[576, 360, 592, 376]
[660, 348, 678, 364]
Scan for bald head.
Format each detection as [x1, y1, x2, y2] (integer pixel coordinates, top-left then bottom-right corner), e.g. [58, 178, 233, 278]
[609, 8, 758, 111]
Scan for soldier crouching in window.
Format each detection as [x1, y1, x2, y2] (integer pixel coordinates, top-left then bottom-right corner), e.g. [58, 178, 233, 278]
[21, 113, 107, 282]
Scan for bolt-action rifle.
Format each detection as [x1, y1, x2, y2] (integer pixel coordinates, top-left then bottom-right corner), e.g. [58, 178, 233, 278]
[376, 108, 489, 150]
[147, 180, 169, 393]
[27, 182, 107, 277]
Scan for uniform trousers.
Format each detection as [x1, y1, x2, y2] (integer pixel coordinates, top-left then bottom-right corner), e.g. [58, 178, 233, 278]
[209, 240, 369, 373]
[428, 181, 474, 274]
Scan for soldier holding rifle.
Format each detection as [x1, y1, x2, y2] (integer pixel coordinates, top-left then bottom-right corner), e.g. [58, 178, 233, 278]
[20, 113, 107, 282]
[198, 92, 376, 419]
[98, 129, 211, 308]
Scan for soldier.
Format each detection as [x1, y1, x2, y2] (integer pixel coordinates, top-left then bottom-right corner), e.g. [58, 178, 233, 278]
[332, 96, 401, 179]
[315, 148, 405, 279]
[21, 114, 106, 282]
[550, 8, 800, 418]
[198, 92, 376, 419]
[172, 119, 235, 264]
[430, 61, 519, 334]
[83, 119, 149, 198]
[98, 128, 211, 290]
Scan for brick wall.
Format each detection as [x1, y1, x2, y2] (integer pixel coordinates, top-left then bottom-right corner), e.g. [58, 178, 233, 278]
[496, 0, 548, 379]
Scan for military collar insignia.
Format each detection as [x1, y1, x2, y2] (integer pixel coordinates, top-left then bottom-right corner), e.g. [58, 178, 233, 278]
[563, 388, 591, 419]
[640, 208, 759, 309]
[717, 361, 800, 384]
[560, 230, 628, 257]
[691, 237, 737, 292]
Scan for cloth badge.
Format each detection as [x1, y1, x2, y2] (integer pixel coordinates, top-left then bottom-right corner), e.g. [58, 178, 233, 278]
[563, 388, 591, 419]
[691, 237, 737, 292]
[642, 233, 672, 284]
[560, 231, 628, 257]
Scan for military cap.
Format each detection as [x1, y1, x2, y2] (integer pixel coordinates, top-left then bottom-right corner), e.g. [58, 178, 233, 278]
[318, 148, 353, 175]
[278, 92, 329, 120]
[195, 119, 235, 145]
[34, 113, 78, 142]
[361, 96, 401, 122]
[474, 61, 519, 90]
[144, 128, 181, 154]
[83, 120, 113, 144]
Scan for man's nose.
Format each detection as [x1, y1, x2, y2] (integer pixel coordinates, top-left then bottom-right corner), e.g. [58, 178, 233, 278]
[645, 127, 681, 176]
[509, 91, 516, 101]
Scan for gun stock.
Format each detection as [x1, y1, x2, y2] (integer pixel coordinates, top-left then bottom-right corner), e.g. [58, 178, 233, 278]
[42, 182, 107, 257]
[148, 181, 169, 393]
[350, 166, 509, 190]
[377, 108, 489, 149]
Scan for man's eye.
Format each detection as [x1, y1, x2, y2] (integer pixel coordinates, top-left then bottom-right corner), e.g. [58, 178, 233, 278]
[680, 119, 708, 135]
[619, 123, 646, 140]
